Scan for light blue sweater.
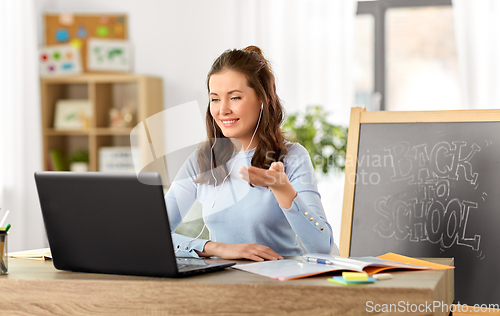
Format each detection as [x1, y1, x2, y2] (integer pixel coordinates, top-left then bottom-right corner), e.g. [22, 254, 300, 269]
[165, 142, 334, 257]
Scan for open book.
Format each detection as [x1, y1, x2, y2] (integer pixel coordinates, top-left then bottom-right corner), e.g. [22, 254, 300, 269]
[233, 252, 453, 281]
[9, 248, 52, 261]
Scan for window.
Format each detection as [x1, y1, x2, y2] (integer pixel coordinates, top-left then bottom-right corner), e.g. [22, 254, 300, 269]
[354, 14, 376, 110]
[356, 0, 459, 111]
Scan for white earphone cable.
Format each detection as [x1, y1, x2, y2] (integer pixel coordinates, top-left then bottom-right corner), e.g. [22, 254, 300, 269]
[174, 104, 264, 254]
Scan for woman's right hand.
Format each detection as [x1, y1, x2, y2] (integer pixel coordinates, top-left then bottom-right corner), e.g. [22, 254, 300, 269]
[197, 241, 284, 262]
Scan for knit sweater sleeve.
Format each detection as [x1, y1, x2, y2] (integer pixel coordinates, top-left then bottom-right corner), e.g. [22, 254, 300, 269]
[279, 143, 334, 254]
[164, 151, 209, 258]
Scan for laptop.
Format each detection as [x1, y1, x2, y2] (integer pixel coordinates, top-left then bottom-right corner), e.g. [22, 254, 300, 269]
[34, 171, 235, 277]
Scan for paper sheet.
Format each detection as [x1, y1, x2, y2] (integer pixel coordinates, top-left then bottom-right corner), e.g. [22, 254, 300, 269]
[233, 259, 354, 281]
[9, 248, 52, 261]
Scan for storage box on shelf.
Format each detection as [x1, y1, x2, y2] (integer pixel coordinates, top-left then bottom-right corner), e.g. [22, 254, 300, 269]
[40, 74, 164, 180]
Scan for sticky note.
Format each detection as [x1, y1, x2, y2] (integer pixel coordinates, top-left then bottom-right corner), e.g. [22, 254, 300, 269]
[56, 29, 69, 42]
[70, 39, 82, 49]
[96, 26, 109, 37]
[77, 26, 87, 38]
[342, 272, 368, 281]
[328, 276, 376, 286]
[114, 24, 123, 35]
[59, 14, 74, 26]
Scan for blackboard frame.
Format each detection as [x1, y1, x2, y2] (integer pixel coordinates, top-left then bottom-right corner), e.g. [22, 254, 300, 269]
[339, 106, 500, 258]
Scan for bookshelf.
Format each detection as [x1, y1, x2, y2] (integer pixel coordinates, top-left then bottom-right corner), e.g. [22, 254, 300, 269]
[40, 74, 164, 176]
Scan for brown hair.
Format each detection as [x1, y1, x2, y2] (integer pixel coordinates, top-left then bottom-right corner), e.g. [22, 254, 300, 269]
[194, 46, 288, 186]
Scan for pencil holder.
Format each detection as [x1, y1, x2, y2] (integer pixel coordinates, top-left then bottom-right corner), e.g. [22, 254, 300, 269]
[0, 232, 7, 275]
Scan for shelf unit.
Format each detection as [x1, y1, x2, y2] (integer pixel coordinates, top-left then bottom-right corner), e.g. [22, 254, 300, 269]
[40, 74, 164, 175]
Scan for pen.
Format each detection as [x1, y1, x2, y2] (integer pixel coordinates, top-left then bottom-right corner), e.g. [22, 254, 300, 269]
[303, 257, 334, 265]
[0, 259, 6, 273]
[5, 224, 11, 232]
[0, 234, 6, 273]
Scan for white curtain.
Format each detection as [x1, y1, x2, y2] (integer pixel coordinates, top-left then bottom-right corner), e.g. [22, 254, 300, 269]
[233, 0, 357, 126]
[0, 0, 46, 251]
[452, 0, 500, 109]
[232, 0, 357, 245]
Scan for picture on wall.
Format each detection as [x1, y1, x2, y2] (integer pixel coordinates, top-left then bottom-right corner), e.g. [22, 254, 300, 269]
[87, 39, 133, 73]
[53, 99, 92, 130]
[39, 44, 82, 77]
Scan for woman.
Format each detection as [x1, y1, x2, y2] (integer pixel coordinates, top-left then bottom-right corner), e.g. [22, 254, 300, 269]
[165, 46, 333, 261]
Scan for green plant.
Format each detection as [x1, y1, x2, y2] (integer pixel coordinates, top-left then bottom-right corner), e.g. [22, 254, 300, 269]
[70, 149, 89, 163]
[282, 105, 348, 174]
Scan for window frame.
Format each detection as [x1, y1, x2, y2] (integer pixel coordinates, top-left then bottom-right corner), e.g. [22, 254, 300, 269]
[356, 0, 452, 111]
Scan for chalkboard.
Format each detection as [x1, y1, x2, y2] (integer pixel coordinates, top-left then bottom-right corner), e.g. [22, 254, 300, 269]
[340, 107, 500, 307]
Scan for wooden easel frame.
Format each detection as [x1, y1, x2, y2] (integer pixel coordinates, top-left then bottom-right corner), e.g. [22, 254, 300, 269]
[339, 106, 500, 258]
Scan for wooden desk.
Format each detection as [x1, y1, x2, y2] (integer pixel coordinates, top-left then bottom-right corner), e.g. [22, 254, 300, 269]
[0, 257, 453, 316]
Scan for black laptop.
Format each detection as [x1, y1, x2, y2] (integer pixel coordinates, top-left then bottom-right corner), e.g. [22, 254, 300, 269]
[34, 171, 235, 277]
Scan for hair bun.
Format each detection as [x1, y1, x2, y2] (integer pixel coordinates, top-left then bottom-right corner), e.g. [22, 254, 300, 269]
[242, 45, 265, 59]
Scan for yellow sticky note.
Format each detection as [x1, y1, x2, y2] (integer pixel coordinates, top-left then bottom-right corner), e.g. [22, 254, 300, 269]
[342, 272, 368, 281]
[70, 38, 82, 49]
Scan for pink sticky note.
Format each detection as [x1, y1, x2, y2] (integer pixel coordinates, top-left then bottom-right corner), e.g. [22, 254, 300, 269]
[59, 14, 74, 26]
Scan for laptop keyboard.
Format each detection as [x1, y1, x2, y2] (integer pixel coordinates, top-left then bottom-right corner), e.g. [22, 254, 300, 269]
[177, 264, 190, 270]
[177, 263, 229, 274]
[176, 258, 235, 274]
[177, 263, 209, 273]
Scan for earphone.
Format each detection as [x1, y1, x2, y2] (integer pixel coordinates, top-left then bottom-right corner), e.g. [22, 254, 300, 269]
[210, 104, 263, 207]
[174, 103, 264, 253]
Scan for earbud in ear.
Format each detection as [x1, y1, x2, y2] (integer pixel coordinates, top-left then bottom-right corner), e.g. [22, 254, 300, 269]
[261, 103, 264, 110]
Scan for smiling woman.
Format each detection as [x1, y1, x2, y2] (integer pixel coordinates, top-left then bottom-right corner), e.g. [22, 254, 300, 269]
[164, 46, 335, 262]
[208, 70, 262, 149]
[197, 46, 288, 186]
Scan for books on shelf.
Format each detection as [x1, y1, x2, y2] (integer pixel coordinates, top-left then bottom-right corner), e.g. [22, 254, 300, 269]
[49, 149, 68, 171]
[99, 146, 138, 172]
[233, 253, 454, 281]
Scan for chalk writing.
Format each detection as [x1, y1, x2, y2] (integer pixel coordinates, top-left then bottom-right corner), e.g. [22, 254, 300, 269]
[373, 141, 482, 252]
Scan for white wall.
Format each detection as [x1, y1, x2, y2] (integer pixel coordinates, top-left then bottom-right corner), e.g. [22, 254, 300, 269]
[33, 0, 346, 248]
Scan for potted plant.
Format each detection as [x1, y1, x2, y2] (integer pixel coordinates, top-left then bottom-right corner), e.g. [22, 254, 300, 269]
[69, 149, 89, 172]
[282, 105, 348, 174]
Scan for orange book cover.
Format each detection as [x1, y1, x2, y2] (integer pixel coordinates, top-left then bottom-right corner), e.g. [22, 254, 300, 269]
[376, 253, 454, 270]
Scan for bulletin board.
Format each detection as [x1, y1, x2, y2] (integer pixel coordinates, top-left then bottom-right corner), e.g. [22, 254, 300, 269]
[44, 13, 128, 72]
